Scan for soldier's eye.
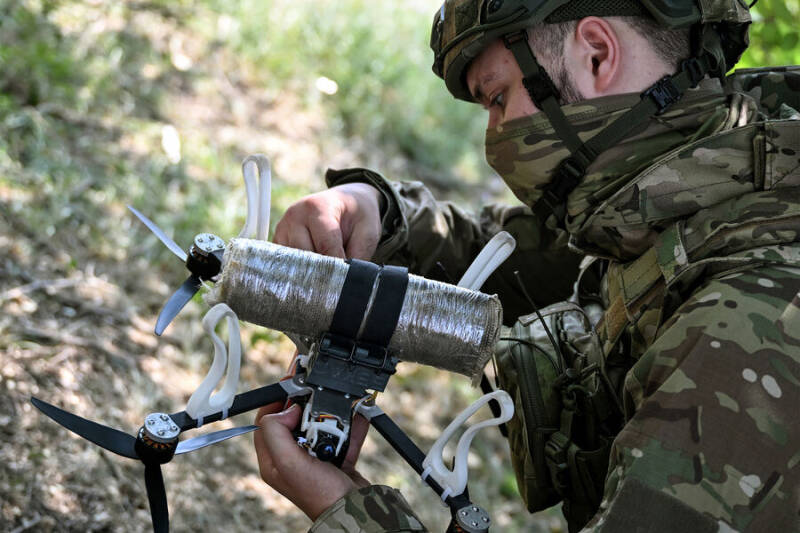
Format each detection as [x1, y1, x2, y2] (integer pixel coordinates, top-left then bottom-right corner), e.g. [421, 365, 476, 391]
[490, 92, 505, 108]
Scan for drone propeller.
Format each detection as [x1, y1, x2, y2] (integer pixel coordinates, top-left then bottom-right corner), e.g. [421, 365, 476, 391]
[155, 274, 202, 336]
[128, 206, 225, 336]
[32, 397, 177, 532]
[31, 381, 290, 533]
[31, 397, 138, 458]
[128, 155, 272, 336]
[174, 424, 259, 455]
[127, 205, 187, 263]
[144, 464, 169, 533]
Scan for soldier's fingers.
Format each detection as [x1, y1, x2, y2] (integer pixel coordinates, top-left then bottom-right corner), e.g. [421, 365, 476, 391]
[254, 401, 285, 424]
[285, 225, 315, 252]
[253, 401, 287, 478]
[342, 414, 369, 473]
[344, 220, 380, 260]
[259, 405, 311, 475]
[273, 203, 309, 247]
[272, 217, 291, 247]
[308, 213, 347, 259]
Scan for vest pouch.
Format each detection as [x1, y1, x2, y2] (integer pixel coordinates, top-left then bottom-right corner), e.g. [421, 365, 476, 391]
[494, 301, 595, 512]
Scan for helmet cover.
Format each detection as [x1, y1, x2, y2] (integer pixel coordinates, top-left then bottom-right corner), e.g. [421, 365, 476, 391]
[430, 0, 752, 101]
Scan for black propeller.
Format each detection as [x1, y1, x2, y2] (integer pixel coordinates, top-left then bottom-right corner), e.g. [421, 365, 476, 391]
[31, 383, 289, 533]
[127, 206, 225, 335]
[31, 397, 176, 532]
[155, 274, 202, 336]
[31, 397, 138, 459]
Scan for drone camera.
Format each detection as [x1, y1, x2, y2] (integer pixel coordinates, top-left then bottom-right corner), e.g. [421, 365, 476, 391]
[312, 431, 340, 461]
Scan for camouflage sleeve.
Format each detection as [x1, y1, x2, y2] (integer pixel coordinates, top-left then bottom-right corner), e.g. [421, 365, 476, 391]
[309, 485, 427, 533]
[325, 167, 582, 323]
[586, 263, 800, 532]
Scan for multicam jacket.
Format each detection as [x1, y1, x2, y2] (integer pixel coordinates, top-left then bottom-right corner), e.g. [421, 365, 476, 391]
[312, 67, 800, 532]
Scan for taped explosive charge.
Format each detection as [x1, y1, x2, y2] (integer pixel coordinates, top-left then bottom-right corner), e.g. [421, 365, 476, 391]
[206, 239, 502, 381]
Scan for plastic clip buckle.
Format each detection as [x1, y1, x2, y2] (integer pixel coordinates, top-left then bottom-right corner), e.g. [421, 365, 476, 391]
[352, 342, 393, 373]
[522, 75, 559, 108]
[318, 333, 355, 361]
[544, 431, 571, 495]
[502, 30, 527, 48]
[681, 57, 704, 88]
[539, 157, 584, 214]
[642, 75, 681, 115]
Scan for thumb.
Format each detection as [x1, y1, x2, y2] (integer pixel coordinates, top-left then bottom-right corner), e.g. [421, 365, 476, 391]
[260, 403, 302, 433]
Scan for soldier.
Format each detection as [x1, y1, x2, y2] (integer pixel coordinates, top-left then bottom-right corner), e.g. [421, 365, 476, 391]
[254, 1, 800, 531]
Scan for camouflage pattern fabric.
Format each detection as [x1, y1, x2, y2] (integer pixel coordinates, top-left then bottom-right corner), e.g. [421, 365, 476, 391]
[588, 262, 800, 532]
[309, 485, 426, 532]
[485, 78, 730, 225]
[315, 68, 800, 532]
[324, 168, 583, 325]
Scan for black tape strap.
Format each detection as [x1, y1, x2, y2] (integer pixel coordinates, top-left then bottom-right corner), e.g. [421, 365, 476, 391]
[360, 265, 409, 347]
[328, 259, 380, 339]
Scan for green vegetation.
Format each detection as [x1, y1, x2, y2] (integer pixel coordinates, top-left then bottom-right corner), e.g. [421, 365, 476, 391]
[740, 1, 800, 67]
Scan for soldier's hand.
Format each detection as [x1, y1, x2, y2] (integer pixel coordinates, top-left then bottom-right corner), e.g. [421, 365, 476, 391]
[254, 402, 370, 521]
[273, 183, 382, 260]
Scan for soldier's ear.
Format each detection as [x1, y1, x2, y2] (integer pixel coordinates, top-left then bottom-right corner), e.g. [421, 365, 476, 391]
[565, 16, 620, 98]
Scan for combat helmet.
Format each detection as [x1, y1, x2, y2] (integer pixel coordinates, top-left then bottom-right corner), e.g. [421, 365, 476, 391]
[430, 0, 753, 218]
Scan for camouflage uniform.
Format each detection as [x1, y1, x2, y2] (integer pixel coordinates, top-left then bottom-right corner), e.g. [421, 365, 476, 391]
[311, 69, 800, 532]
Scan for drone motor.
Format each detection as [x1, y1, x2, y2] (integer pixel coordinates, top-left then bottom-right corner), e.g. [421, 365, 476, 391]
[135, 413, 180, 464]
[186, 233, 225, 280]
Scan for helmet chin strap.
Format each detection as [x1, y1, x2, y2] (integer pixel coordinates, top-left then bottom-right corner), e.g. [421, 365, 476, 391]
[503, 27, 722, 224]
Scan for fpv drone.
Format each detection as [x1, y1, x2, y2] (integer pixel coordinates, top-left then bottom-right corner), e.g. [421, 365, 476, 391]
[31, 155, 516, 533]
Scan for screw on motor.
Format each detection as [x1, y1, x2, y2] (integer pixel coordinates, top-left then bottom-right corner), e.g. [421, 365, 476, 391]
[454, 504, 490, 532]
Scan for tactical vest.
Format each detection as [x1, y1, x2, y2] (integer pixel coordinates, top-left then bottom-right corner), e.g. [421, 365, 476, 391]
[494, 66, 800, 532]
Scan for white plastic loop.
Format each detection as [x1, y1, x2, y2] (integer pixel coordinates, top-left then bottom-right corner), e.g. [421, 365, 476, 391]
[238, 154, 272, 241]
[421, 390, 514, 501]
[457, 231, 516, 291]
[185, 303, 243, 420]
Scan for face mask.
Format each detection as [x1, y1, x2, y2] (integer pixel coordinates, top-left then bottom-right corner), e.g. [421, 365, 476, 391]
[484, 79, 734, 216]
[484, 93, 644, 209]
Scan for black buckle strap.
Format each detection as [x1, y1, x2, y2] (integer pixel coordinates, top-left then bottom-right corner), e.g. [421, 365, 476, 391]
[359, 265, 409, 347]
[642, 75, 682, 115]
[502, 29, 527, 47]
[538, 156, 585, 215]
[309, 331, 399, 395]
[544, 431, 571, 495]
[503, 30, 561, 109]
[328, 259, 380, 339]
[681, 57, 705, 88]
[318, 332, 396, 374]
[307, 261, 409, 395]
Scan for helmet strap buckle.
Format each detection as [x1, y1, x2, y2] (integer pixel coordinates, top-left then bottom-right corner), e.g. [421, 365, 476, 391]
[681, 57, 705, 88]
[641, 76, 682, 115]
